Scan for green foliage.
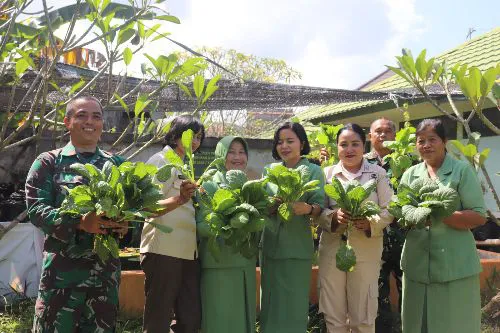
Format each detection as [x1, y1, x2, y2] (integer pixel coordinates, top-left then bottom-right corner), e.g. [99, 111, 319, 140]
[324, 178, 380, 218]
[175, 46, 302, 83]
[324, 178, 380, 272]
[265, 164, 320, 222]
[156, 133, 224, 184]
[449, 132, 490, 171]
[59, 161, 172, 262]
[308, 123, 344, 166]
[382, 126, 419, 186]
[336, 241, 357, 273]
[197, 170, 272, 260]
[451, 64, 499, 113]
[388, 49, 500, 135]
[389, 178, 458, 229]
[386, 49, 439, 88]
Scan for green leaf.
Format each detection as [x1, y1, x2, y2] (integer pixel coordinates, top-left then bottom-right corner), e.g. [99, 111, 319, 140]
[138, 113, 146, 136]
[213, 189, 238, 213]
[178, 83, 193, 99]
[225, 169, 248, 190]
[134, 93, 151, 117]
[165, 149, 184, 168]
[492, 82, 500, 99]
[69, 80, 85, 95]
[113, 93, 129, 112]
[84, 164, 102, 180]
[201, 74, 221, 105]
[415, 49, 427, 81]
[397, 53, 416, 77]
[70, 163, 92, 179]
[156, 164, 173, 182]
[155, 15, 181, 24]
[479, 148, 491, 166]
[123, 47, 133, 66]
[117, 28, 135, 45]
[15, 58, 29, 77]
[401, 205, 432, 227]
[193, 75, 205, 100]
[386, 65, 414, 86]
[278, 202, 292, 222]
[145, 24, 162, 39]
[480, 67, 498, 98]
[181, 129, 194, 157]
[336, 240, 356, 272]
[431, 63, 444, 83]
[229, 212, 250, 229]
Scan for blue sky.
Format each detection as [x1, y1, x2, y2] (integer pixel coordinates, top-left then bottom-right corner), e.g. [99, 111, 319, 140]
[24, 0, 500, 89]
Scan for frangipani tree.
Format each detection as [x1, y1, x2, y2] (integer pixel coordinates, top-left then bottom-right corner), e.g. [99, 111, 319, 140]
[387, 49, 500, 219]
[0, 0, 219, 158]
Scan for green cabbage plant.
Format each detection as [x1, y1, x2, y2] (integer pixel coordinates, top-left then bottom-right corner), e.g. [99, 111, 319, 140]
[59, 161, 173, 262]
[196, 169, 273, 260]
[264, 164, 320, 222]
[324, 178, 380, 272]
[388, 178, 458, 229]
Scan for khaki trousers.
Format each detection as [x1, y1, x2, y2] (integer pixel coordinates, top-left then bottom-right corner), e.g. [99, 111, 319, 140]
[319, 235, 382, 333]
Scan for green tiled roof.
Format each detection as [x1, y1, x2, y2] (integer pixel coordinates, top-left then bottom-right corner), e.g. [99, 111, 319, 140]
[301, 27, 500, 122]
[299, 100, 387, 122]
[367, 27, 500, 92]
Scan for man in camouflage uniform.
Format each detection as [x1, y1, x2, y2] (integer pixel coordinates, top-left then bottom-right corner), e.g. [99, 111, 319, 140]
[25, 96, 127, 333]
[365, 118, 405, 333]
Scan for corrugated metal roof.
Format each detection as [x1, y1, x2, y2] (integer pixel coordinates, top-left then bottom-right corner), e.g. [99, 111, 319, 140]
[301, 27, 500, 122]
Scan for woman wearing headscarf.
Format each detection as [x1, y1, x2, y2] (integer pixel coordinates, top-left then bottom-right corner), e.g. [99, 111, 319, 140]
[197, 136, 257, 333]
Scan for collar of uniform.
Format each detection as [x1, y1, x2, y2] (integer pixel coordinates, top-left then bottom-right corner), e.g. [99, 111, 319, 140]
[331, 158, 373, 176]
[437, 154, 454, 177]
[364, 150, 379, 160]
[413, 153, 453, 178]
[365, 150, 389, 166]
[60, 142, 108, 158]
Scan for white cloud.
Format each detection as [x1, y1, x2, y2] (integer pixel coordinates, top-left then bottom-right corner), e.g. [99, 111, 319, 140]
[380, 0, 427, 61]
[22, 0, 428, 89]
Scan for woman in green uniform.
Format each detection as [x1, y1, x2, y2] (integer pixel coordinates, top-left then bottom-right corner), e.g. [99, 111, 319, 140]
[197, 136, 257, 333]
[260, 121, 325, 333]
[400, 119, 487, 333]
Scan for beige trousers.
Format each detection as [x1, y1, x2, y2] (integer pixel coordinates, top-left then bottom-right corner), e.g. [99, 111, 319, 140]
[319, 234, 382, 333]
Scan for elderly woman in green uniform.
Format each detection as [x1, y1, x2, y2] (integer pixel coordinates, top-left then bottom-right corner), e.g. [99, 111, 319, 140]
[260, 121, 325, 333]
[400, 119, 487, 333]
[197, 136, 257, 333]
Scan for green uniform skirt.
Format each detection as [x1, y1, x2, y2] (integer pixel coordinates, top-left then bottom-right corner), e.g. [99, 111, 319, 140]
[260, 257, 312, 333]
[402, 274, 481, 333]
[200, 265, 256, 333]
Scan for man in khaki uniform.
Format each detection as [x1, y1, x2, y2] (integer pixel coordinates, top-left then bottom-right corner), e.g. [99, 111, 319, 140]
[318, 157, 393, 333]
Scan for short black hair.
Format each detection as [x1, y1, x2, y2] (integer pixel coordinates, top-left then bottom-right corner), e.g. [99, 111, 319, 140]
[163, 115, 205, 151]
[271, 121, 310, 160]
[416, 118, 447, 142]
[66, 96, 103, 118]
[336, 123, 366, 144]
[370, 118, 396, 133]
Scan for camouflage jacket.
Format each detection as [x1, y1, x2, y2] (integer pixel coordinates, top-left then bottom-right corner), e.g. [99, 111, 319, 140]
[25, 142, 124, 290]
[364, 150, 392, 178]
